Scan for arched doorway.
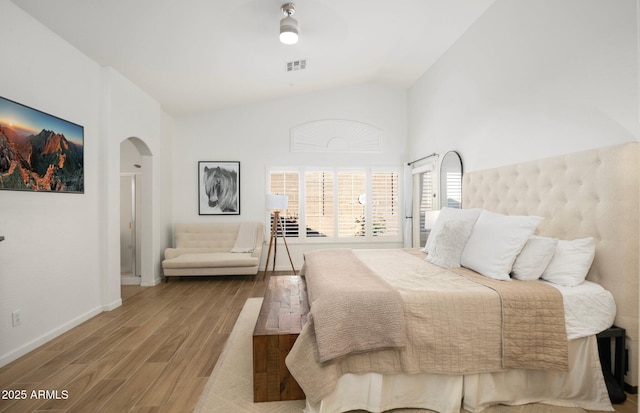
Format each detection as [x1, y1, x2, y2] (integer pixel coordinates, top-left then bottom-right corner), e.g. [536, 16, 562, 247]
[119, 137, 153, 287]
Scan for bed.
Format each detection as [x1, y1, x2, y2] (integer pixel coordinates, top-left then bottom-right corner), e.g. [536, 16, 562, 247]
[284, 142, 639, 413]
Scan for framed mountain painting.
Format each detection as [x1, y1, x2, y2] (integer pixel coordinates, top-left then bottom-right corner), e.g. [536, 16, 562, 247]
[0, 96, 84, 193]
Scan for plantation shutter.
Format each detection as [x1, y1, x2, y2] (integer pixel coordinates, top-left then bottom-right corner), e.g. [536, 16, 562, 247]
[337, 171, 366, 237]
[371, 172, 399, 236]
[305, 171, 335, 237]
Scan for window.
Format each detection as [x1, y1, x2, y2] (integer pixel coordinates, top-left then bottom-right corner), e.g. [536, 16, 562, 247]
[411, 160, 436, 248]
[338, 171, 366, 237]
[268, 171, 299, 237]
[419, 170, 434, 238]
[305, 171, 334, 237]
[268, 168, 401, 242]
[371, 172, 399, 236]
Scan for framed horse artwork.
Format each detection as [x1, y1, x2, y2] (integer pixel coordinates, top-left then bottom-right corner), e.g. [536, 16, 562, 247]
[198, 161, 240, 215]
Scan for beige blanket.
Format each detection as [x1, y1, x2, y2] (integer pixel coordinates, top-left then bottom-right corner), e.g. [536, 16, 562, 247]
[287, 249, 568, 405]
[302, 249, 407, 363]
[230, 221, 257, 253]
[449, 266, 569, 370]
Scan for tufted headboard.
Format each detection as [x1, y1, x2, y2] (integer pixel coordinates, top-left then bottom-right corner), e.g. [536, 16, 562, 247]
[463, 142, 639, 386]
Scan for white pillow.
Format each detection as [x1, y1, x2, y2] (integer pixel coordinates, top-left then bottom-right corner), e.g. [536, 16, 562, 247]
[460, 210, 543, 281]
[424, 208, 482, 254]
[511, 236, 558, 281]
[541, 237, 595, 287]
[427, 220, 473, 268]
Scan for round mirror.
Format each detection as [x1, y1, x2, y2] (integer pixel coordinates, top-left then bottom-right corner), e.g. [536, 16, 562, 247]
[440, 151, 463, 209]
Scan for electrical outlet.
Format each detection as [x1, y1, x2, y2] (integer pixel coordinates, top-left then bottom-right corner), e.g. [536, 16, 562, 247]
[11, 310, 21, 327]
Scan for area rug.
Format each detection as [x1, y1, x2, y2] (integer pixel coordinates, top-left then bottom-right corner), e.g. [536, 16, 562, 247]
[195, 298, 587, 413]
[195, 298, 305, 413]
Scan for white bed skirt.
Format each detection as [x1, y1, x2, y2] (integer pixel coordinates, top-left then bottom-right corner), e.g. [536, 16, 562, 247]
[304, 336, 613, 413]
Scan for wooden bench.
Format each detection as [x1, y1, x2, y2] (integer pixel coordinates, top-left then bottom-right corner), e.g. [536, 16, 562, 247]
[253, 275, 309, 402]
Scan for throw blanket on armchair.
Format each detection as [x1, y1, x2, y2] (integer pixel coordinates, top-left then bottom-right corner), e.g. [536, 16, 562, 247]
[230, 222, 258, 253]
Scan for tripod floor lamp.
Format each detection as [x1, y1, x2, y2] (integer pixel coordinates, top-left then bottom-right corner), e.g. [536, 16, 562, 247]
[263, 194, 296, 280]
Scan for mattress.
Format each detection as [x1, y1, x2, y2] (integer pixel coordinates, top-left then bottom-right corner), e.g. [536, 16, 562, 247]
[545, 279, 616, 339]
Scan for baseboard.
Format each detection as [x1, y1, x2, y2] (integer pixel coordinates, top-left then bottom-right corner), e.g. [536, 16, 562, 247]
[0, 305, 103, 367]
[102, 298, 122, 311]
[120, 275, 141, 285]
[141, 277, 162, 287]
[624, 383, 638, 394]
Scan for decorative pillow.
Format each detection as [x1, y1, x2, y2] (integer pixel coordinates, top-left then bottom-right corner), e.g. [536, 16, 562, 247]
[511, 236, 558, 281]
[427, 220, 473, 268]
[541, 237, 595, 287]
[460, 210, 543, 281]
[424, 207, 482, 254]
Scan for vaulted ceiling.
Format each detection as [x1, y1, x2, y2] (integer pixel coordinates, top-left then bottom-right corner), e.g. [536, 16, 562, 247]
[11, 0, 495, 116]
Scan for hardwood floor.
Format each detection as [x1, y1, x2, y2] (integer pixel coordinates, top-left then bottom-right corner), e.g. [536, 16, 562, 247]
[0, 274, 637, 413]
[0, 275, 270, 413]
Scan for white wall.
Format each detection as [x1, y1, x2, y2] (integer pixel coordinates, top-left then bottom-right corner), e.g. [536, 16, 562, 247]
[0, 1, 173, 365]
[0, 0, 103, 364]
[408, 0, 640, 386]
[408, 0, 639, 172]
[159, 111, 175, 265]
[101, 68, 172, 291]
[173, 83, 408, 269]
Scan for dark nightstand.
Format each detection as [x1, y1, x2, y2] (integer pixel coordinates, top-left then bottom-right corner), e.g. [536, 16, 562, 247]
[596, 325, 626, 403]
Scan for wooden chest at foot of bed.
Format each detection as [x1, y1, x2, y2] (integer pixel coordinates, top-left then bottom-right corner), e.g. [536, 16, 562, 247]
[253, 275, 309, 402]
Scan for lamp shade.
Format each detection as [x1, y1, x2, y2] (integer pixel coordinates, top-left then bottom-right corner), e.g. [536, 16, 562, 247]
[266, 194, 288, 210]
[279, 16, 299, 44]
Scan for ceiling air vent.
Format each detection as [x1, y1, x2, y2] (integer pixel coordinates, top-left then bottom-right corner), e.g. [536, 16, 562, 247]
[286, 59, 307, 72]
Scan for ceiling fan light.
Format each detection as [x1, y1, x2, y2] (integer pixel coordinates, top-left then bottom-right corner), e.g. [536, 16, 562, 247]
[280, 16, 299, 45]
